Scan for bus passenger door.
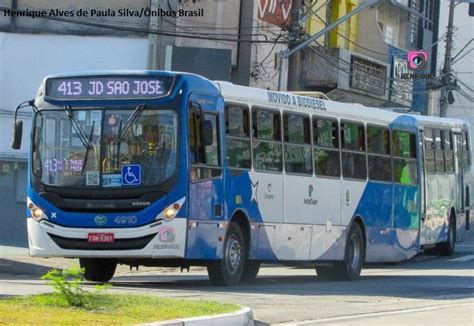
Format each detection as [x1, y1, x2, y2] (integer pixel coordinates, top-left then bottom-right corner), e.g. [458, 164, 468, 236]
[186, 94, 225, 260]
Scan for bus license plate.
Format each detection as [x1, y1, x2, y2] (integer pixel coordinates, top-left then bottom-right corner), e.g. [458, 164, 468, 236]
[88, 233, 114, 243]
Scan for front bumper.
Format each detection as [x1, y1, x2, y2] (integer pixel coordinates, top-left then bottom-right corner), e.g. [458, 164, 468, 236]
[27, 217, 187, 258]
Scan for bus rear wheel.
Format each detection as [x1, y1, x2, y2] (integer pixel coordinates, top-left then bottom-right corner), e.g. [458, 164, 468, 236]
[79, 258, 117, 283]
[316, 223, 364, 281]
[207, 222, 245, 286]
[437, 213, 456, 256]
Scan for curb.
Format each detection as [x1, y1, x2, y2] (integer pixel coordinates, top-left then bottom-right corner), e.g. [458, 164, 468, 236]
[140, 306, 254, 326]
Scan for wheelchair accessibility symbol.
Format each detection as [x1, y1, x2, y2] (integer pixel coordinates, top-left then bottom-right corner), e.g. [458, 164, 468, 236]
[121, 165, 141, 186]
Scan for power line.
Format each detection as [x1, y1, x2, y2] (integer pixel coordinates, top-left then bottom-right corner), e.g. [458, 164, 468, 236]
[0, 7, 286, 44]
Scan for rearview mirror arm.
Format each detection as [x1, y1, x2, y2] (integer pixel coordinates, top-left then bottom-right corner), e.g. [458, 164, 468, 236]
[13, 100, 36, 124]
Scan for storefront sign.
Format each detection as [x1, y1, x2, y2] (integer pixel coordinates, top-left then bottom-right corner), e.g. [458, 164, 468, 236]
[350, 55, 387, 96]
[391, 58, 413, 107]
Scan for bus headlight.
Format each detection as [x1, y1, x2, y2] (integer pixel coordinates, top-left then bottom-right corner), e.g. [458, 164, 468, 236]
[165, 207, 177, 220]
[155, 198, 185, 222]
[28, 200, 46, 222]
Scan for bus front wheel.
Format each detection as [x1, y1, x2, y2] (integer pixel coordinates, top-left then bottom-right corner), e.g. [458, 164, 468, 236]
[242, 261, 260, 280]
[79, 258, 117, 283]
[207, 222, 245, 286]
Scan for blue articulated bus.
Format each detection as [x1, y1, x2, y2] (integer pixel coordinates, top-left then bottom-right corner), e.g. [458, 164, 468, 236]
[12, 71, 472, 285]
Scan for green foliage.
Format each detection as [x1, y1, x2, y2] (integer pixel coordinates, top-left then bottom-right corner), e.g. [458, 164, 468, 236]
[40, 266, 112, 309]
[0, 293, 239, 324]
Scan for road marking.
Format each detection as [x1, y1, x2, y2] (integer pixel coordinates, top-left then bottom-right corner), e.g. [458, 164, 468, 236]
[448, 255, 474, 262]
[276, 302, 474, 325]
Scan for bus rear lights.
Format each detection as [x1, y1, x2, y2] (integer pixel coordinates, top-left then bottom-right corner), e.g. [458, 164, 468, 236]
[28, 201, 46, 221]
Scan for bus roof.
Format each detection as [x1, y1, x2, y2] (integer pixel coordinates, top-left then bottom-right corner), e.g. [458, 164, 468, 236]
[215, 81, 469, 131]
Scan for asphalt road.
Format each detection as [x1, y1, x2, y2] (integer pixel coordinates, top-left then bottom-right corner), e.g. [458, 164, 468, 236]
[1, 232, 473, 325]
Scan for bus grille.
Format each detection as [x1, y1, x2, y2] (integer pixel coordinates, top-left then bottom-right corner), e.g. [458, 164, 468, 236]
[48, 233, 157, 251]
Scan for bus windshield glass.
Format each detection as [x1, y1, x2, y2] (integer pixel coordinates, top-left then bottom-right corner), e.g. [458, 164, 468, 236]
[32, 106, 178, 188]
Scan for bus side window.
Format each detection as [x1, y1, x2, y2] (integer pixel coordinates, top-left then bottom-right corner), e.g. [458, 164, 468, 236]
[433, 129, 445, 173]
[462, 131, 471, 166]
[252, 108, 282, 172]
[424, 128, 436, 173]
[341, 121, 366, 180]
[367, 125, 391, 182]
[392, 130, 417, 185]
[283, 112, 312, 175]
[188, 110, 221, 181]
[442, 130, 454, 173]
[225, 104, 251, 169]
[313, 117, 340, 178]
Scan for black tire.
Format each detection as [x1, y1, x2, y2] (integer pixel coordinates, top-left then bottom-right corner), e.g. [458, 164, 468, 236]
[315, 265, 337, 280]
[437, 213, 456, 256]
[242, 261, 260, 280]
[316, 223, 365, 281]
[79, 258, 117, 283]
[207, 222, 245, 286]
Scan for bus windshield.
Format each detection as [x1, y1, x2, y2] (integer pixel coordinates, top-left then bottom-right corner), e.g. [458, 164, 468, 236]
[32, 106, 178, 188]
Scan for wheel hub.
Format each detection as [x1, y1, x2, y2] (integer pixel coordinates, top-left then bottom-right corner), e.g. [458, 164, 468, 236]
[226, 235, 242, 274]
[348, 234, 360, 270]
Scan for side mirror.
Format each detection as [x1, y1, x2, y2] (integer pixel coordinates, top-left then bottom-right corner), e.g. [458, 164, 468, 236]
[202, 120, 214, 146]
[12, 120, 23, 150]
[11, 100, 35, 150]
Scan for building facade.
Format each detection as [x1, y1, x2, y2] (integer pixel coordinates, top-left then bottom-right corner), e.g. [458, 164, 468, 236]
[300, 0, 440, 112]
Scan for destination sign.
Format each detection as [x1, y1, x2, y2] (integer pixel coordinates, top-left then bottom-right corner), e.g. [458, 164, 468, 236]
[45, 76, 174, 100]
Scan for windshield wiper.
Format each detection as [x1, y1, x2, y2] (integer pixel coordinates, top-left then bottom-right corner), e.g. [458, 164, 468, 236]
[63, 105, 91, 150]
[81, 121, 95, 176]
[119, 104, 146, 140]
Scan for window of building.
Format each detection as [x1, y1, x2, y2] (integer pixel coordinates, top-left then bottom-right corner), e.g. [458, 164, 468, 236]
[313, 117, 340, 178]
[188, 108, 221, 181]
[392, 129, 417, 185]
[225, 104, 251, 169]
[367, 125, 391, 182]
[284, 113, 312, 175]
[252, 108, 282, 172]
[341, 121, 366, 180]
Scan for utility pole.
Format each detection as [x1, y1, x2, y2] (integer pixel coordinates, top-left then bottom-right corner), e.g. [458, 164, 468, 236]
[439, 0, 456, 117]
[147, 0, 177, 70]
[287, 0, 304, 91]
